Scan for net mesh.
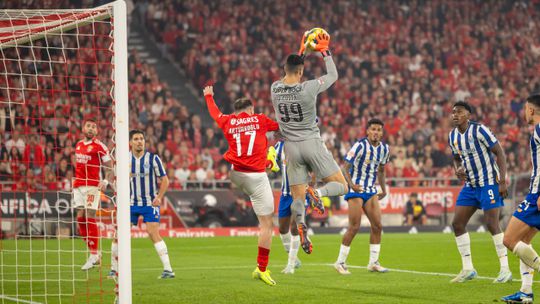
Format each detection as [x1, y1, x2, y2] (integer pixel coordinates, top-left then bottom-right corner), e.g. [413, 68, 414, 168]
[0, 6, 118, 304]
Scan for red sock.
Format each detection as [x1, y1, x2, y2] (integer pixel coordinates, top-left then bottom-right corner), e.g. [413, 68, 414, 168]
[257, 246, 270, 272]
[77, 216, 87, 240]
[86, 218, 100, 254]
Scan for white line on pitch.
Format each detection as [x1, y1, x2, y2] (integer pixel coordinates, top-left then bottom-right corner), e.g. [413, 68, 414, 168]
[308, 263, 539, 282]
[135, 263, 540, 283]
[0, 295, 43, 304]
[4, 263, 538, 283]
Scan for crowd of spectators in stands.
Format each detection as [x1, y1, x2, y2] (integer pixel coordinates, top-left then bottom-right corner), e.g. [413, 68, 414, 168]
[142, 0, 540, 184]
[2, 0, 540, 191]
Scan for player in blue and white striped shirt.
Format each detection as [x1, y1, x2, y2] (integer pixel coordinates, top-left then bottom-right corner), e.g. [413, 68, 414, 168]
[502, 93, 540, 303]
[270, 140, 308, 274]
[335, 118, 389, 275]
[447, 101, 511, 284]
[110, 130, 173, 279]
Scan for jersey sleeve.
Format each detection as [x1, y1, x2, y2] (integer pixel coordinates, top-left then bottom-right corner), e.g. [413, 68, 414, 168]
[216, 114, 230, 129]
[448, 132, 458, 156]
[263, 115, 279, 131]
[97, 141, 111, 163]
[535, 125, 540, 144]
[477, 124, 498, 149]
[303, 56, 338, 96]
[274, 141, 284, 163]
[344, 141, 363, 164]
[205, 95, 229, 128]
[153, 154, 166, 177]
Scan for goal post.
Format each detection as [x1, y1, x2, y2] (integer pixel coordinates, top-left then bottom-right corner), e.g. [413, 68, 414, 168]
[112, 1, 132, 304]
[0, 1, 131, 303]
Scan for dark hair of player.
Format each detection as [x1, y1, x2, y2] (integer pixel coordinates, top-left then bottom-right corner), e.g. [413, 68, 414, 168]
[527, 93, 540, 108]
[129, 129, 145, 140]
[453, 101, 472, 113]
[285, 54, 304, 74]
[367, 118, 384, 129]
[233, 98, 253, 112]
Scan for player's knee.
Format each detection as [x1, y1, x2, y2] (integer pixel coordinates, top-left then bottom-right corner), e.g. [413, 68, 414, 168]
[348, 221, 360, 233]
[259, 215, 273, 230]
[452, 220, 465, 234]
[278, 225, 289, 235]
[486, 222, 501, 235]
[483, 214, 501, 233]
[503, 234, 516, 250]
[371, 222, 383, 234]
[146, 225, 160, 240]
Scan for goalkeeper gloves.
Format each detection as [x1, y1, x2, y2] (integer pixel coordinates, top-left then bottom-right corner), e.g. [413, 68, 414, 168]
[298, 32, 331, 57]
[266, 146, 280, 172]
[298, 31, 309, 56]
[313, 33, 331, 57]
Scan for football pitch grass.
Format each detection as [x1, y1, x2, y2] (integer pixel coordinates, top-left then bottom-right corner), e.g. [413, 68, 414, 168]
[2, 232, 540, 304]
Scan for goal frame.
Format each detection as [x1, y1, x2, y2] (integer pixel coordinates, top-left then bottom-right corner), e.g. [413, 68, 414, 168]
[0, 1, 132, 303]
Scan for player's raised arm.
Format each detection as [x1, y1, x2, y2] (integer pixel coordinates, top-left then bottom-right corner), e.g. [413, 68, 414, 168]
[304, 33, 338, 95]
[203, 86, 224, 122]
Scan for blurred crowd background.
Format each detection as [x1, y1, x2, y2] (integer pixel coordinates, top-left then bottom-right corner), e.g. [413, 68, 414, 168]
[1, 0, 540, 192]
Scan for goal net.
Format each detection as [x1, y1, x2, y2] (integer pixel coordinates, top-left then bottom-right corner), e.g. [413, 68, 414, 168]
[0, 1, 131, 303]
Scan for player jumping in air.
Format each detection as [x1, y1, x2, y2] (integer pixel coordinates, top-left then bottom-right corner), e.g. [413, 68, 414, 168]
[270, 31, 348, 254]
[204, 85, 279, 286]
[334, 118, 389, 275]
[501, 93, 540, 303]
[109, 130, 174, 279]
[448, 101, 512, 283]
[74, 117, 113, 270]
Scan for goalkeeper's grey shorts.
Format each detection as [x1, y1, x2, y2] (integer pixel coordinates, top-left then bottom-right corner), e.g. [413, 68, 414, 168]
[284, 138, 340, 186]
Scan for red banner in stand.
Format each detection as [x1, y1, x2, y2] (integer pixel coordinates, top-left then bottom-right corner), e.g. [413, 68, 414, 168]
[375, 186, 460, 214]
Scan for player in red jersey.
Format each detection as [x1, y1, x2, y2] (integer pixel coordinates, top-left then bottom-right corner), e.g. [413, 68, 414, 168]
[203, 85, 279, 286]
[74, 117, 113, 270]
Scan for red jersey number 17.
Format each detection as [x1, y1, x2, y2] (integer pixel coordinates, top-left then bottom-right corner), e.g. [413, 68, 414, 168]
[233, 131, 256, 157]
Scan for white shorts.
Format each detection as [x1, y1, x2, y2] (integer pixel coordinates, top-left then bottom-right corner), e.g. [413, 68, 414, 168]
[230, 170, 274, 216]
[73, 186, 101, 210]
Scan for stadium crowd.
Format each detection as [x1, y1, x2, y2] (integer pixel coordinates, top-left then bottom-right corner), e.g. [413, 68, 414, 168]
[1, 0, 540, 191]
[141, 0, 540, 184]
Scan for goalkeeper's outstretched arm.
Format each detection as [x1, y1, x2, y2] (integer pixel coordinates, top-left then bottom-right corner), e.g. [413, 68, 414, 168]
[318, 55, 338, 92]
[303, 32, 338, 94]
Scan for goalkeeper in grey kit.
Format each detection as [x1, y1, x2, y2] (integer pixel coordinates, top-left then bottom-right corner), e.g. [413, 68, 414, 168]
[270, 30, 348, 254]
